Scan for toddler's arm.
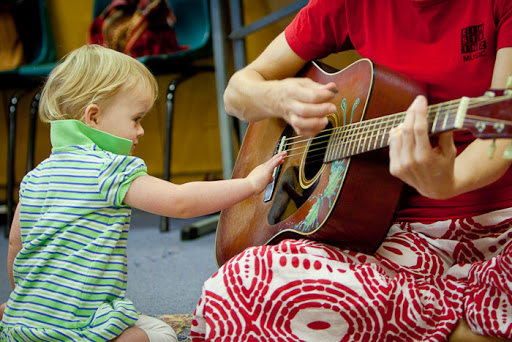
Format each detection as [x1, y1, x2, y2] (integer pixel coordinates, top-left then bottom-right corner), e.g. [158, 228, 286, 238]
[124, 151, 286, 218]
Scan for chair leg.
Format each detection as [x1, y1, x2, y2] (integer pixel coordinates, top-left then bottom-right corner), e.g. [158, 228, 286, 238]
[159, 78, 180, 232]
[27, 91, 40, 172]
[158, 68, 216, 233]
[158, 72, 200, 232]
[5, 90, 25, 238]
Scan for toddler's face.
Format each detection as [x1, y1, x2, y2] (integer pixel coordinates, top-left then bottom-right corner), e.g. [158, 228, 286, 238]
[95, 85, 154, 155]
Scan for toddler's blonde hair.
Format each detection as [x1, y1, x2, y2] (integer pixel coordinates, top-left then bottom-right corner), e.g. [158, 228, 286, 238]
[39, 44, 159, 122]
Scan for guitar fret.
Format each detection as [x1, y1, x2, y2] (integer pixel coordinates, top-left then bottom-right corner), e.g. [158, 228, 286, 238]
[373, 119, 382, 150]
[389, 114, 402, 147]
[357, 124, 364, 153]
[442, 101, 451, 130]
[332, 126, 344, 160]
[326, 129, 333, 161]
[432, 104, 441, 133]
[343, 125, 350, 157]
[353, 124, 360, 155]
[343, 125, 350, 158]
[380, 118, 388, 148]
[349, 125, 356, 156]
[369, 119, 379, 152]
[335, 127, 341, 159]
[357, 124, 365, 154]
[373, 119, 381, 150]
[378, 119, 386, 149]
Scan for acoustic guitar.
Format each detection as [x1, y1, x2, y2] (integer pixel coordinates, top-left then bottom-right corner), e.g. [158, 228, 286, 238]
[215, 58, 512, 266]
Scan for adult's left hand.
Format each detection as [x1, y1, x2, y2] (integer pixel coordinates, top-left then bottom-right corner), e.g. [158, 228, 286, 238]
[388, 95, 457, 199]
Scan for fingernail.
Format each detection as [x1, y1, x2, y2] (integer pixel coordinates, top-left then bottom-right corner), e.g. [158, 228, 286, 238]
[415, 95, 425, 104]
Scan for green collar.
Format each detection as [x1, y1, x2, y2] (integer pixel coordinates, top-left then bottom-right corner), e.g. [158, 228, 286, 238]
[50, 120, 132, 156]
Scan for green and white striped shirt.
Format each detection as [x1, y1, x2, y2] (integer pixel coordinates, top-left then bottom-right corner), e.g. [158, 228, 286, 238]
[0, 120, 147, 341]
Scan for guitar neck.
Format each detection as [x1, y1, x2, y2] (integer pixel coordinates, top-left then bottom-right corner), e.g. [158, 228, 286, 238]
[324, 93, 510, 162]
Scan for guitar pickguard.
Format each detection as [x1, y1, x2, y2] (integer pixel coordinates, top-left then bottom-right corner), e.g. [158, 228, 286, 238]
[294, 159, 348, 233]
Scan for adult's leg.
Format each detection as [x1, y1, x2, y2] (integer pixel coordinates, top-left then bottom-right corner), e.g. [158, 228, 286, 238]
[192, 237, 463, 341]
[449, 318, 511, 342]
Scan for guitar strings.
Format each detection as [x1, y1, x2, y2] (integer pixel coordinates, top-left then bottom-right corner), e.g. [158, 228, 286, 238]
[292, 119, 512, 166]
[299, 115, 512, 165]
[284, 104, 456, 158]
[279, 95, 512, 162]
[283, 96, 504, 147]
[293, 115, 512, 165]
[281, 98, 465, 147]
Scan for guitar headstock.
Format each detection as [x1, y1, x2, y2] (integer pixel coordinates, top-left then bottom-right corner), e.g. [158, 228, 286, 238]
[464, 89, 512, 140]
[462, 85, 512, 159]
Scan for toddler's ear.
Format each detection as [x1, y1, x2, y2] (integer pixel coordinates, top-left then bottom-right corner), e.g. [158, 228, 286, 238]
[84, 104, 101, 128]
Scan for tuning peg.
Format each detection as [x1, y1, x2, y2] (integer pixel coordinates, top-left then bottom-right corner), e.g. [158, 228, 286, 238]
[504, 142, 512, 160]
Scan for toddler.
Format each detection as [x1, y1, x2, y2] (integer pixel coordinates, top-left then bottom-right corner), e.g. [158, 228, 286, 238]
[0, 44, 285, 341]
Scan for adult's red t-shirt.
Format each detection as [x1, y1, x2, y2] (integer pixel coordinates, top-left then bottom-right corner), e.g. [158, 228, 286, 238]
[285, 0, 512, 222]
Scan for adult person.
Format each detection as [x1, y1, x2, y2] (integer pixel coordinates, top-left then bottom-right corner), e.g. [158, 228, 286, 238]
[191, 1, 512, 341]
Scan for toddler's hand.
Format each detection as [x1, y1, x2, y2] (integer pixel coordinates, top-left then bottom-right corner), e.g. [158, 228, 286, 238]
[247, 151, 287, 194]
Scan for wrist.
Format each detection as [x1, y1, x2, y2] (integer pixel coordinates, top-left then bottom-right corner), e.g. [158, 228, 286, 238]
[264, 80, 284, 120]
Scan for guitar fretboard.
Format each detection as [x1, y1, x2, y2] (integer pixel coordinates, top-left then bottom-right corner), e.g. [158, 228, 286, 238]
[324, 97, 469, 162]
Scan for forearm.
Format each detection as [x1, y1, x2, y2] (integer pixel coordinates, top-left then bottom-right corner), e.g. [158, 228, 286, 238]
[441, 47, 512, 198]
[124, 175, 258, 219]
[224, 69, 280, 122]
[223, 32, 309, 123]
[452, 138, 512, 197]
[168, 178, 257, 218]
[125, 152, 285, 219]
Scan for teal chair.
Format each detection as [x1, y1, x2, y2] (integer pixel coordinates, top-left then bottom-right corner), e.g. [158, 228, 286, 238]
[0, 0, 55, 80]
[93, 0, 214, 232]
[3, 0, 57, 237]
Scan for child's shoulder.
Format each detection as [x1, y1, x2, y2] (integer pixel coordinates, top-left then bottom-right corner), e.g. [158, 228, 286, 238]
[24, 146, 146, 181]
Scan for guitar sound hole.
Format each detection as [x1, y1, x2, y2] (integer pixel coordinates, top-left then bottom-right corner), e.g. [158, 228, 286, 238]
[267, 124, 332, 225]
[303, 122, 332, 182]
[268, 166, 305, 224]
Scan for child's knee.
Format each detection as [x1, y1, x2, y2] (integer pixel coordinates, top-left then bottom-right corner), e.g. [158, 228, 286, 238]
[133, 315, 177, 342]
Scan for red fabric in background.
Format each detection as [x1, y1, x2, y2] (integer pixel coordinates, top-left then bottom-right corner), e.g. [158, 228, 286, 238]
[88, 0, 188, 58]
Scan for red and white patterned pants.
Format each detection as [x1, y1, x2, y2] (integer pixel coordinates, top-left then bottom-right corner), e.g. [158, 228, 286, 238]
[191, 208, 512, 341]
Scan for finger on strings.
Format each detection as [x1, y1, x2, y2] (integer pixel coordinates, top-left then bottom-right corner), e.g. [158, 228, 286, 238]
[388, 126, 402, 176]
[401, 96, 421, 154]
[412, 95, 431, 150]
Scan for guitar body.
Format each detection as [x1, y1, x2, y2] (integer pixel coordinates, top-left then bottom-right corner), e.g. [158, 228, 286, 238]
[215, 59, 427, 266]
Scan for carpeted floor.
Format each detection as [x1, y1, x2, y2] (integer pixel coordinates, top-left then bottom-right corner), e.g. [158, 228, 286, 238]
[0, 209, 219, 318]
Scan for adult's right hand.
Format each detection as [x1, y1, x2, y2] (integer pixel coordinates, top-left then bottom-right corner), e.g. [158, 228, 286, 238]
[273, 77, 337, 137]
[224, 32, 338, 137]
